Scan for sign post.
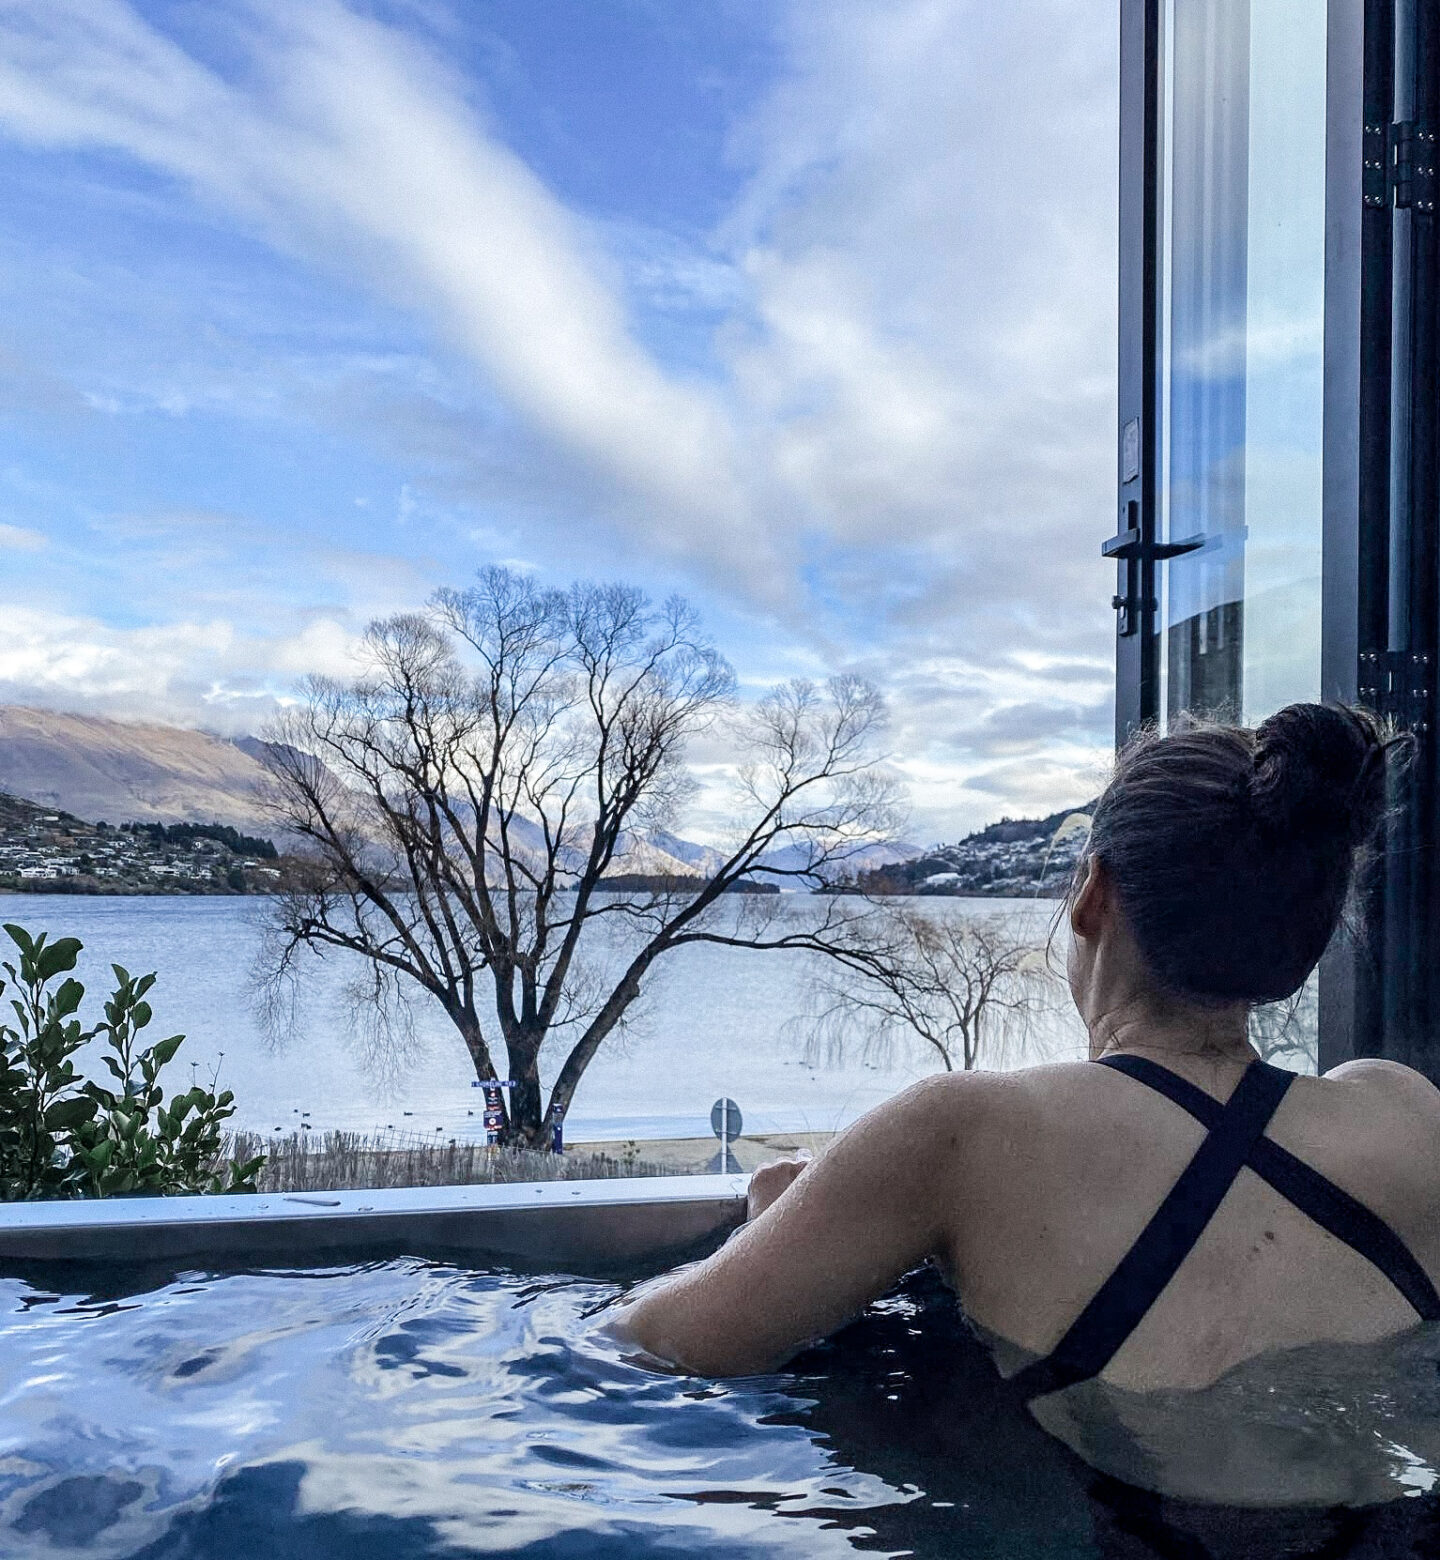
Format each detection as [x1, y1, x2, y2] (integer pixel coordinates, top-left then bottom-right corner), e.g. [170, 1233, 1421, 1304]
[709, 1097, 742, 1174]
[472, 1079, 517, 1146]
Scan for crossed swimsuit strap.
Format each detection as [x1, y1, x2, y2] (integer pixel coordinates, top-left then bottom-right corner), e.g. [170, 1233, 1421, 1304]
[1010, 1056, 1440, 1404]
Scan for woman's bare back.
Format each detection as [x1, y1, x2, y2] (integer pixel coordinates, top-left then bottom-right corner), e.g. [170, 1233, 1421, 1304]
[942, 1056, 1440, 1392]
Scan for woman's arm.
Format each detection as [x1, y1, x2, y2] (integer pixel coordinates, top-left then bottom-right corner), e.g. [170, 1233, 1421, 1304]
[607, 1074, 963, 1375]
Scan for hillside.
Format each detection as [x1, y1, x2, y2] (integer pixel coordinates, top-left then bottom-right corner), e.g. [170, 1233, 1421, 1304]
[0, 790, 281, 895]
[0, 708, 922, 880]
[853, 805, 1094, 899]
[0, 706, 277, 834]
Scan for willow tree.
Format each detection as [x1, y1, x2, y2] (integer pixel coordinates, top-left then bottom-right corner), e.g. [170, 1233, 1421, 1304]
[804, 905, 1053, 1073]
[258, 567, 901, 1146]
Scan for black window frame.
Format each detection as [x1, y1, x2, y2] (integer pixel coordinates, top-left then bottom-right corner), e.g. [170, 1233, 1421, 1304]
[1114, 0, 1440, 1079]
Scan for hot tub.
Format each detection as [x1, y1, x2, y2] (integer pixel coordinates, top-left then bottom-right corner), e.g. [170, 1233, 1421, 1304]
[0, 1183, 1437, 1558]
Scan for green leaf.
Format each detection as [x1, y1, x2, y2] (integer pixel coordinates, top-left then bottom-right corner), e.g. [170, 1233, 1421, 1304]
[35, 938, 83, 982]
[43, 1096, 96, 1132]
[147, 1033, 185, 1069]
[226, 1155, 265, 1192]
[2, 925, 34, 956]
[131, 1000, 152, 1031]
[52, 978, 85, 1020]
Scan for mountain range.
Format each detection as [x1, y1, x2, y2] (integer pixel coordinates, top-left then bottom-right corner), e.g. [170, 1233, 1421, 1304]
[0, 706, 281, 833]
[0, 707, 921, 880]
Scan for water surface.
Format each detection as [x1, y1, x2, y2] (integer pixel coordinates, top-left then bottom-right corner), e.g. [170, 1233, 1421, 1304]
[0, 1261, 1436, 1559]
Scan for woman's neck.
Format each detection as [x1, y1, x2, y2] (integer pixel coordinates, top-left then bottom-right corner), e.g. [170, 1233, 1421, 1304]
[1086, 998, 1257, 1068]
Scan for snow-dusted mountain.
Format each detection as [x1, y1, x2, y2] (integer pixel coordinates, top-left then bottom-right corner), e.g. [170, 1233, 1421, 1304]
[756, 839, 923, 879]
[642, 829, 729, 877]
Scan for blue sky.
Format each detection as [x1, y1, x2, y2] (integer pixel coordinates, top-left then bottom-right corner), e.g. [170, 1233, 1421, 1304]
[0, 0, 1117, 841]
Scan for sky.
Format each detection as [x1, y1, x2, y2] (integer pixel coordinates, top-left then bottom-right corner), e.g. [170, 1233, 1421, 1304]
[0, 0, 1118, 843]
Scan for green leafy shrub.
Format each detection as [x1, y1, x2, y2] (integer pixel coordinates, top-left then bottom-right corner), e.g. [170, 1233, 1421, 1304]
[0, 924, 262, 1200]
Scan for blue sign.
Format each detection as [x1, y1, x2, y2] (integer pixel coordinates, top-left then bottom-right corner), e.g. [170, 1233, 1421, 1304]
[710, 1098, 742, 1139]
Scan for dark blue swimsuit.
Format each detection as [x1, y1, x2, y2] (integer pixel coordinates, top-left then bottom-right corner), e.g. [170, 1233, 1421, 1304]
[1010, 1055, 1440, 1403]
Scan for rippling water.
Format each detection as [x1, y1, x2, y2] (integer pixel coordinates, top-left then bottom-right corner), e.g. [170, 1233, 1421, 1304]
[1, 1260, 1437, 1559]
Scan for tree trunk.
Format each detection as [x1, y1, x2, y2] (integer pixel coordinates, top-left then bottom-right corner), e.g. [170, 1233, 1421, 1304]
[504, 1037, 547, 1148]
[449, 1009, 533, 1143]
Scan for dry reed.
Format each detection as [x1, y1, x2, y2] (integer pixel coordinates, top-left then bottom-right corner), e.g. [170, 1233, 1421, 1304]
[226, 1130, 675, 1193]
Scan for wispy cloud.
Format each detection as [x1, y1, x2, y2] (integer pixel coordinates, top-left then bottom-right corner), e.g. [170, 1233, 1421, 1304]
[0, 521, 44, 551]
[0, 0, 765, 575]
[722, 0, 1117, 619]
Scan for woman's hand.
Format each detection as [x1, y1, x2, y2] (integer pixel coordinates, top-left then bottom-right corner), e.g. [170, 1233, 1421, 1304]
[747, 1154, 811, 1222]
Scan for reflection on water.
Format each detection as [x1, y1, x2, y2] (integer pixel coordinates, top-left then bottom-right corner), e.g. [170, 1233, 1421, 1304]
[0, 1262, 1436, 1558]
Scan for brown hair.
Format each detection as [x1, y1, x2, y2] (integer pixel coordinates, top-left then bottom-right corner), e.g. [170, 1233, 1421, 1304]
[1080, 703, 1396, 1005]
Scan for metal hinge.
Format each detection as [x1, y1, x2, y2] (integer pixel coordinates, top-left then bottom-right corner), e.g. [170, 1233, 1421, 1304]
[1358, 649, 1433, 733]
[1364, 121, 1438, 213]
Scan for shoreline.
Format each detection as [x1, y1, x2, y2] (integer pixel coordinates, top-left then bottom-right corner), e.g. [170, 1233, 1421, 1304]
[234, 1128, 836, 1193]
[0, 882, 261, 897]
[566, 1130, 833, 1174]
[0, 882, 1065, 901]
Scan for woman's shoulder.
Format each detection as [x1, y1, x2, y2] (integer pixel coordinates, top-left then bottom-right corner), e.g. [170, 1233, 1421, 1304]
[1316, 1056, 1440, 1133]
[1322, 1053, 1440, 1092]
[1296, 1060, 1440, 1251]
[893, 1060, 1106, 1120]
[899, 1062, 1128, 1178]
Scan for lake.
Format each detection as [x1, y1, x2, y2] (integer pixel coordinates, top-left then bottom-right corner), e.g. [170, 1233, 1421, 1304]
[0, 893, 1086, 1144]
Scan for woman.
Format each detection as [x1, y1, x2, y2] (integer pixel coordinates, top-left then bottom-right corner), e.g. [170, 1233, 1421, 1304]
[610, 703, 1440, 1486]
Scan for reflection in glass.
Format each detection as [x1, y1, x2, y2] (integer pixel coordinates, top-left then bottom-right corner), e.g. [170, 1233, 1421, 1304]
[1250, 969, 1319, 1073]
[1160, 0, 1327, 725]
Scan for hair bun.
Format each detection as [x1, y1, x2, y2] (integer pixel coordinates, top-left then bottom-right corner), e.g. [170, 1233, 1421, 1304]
[1249, 703, 1389, 848]
[1087, 702, 1391, 1005]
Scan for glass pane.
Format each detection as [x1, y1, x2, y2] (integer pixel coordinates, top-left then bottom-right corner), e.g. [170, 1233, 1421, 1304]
[1159, 0, 1328, 726]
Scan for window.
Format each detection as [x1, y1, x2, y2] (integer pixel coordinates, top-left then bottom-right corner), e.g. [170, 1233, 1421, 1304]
[1117, 0, 1440, 1078]
[1157, 0, 1327, 726]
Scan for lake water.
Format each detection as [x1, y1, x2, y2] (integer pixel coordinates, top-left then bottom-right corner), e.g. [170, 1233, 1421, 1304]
[0, 894, 1086, 1145]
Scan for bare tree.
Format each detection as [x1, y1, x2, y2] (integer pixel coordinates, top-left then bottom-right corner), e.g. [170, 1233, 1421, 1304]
[805, 904, 1054, 1073]
[257, 567, 902, 1147]
[1249, 977, 1319, 1073]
